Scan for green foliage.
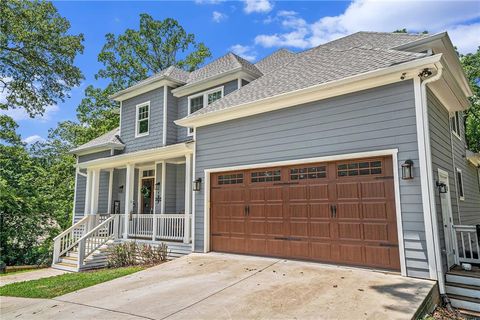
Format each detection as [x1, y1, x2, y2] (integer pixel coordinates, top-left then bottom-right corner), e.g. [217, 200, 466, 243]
[107, 242, 168, 268]
[0, 0, 84, 117]
[460, 47, 480, 152]
[0, 266, 144, 298]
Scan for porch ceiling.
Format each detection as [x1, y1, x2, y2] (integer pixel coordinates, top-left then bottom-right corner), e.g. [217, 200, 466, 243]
[77, 142, 194, 170]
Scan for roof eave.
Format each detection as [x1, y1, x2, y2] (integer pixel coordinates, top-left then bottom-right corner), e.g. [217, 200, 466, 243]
[175, 54, 443, 128]
[110, 77, 185, 102]
[171, 68, 261, 98]
[69, 143, 125, 156]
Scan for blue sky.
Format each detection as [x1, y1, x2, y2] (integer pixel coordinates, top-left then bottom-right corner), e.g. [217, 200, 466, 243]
[4, 0, 479, 144]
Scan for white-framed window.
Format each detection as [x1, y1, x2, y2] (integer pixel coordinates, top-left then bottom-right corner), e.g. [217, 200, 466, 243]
[135, 101, 150, 138]
[187, 86, 224, 135]
[451, 111, 461, 140]
[456, 168, 465, 201]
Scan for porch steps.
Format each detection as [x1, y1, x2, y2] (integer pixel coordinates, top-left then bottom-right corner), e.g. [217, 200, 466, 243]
[52, 241, 113, 272]
[446, 266, 480, 313]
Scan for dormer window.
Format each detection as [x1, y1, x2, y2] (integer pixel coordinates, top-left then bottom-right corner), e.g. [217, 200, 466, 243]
[136, 101, 150, 138]
[188, 86, 223, 135]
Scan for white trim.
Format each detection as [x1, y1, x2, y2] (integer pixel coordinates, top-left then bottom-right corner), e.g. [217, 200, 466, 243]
[77, 142, 193, 169]
[84, 169, 92, 216]
[163, 86, 168, 146]
[184, 154, 192, 244]
[107, 169, 114, 214]
[124, 164, 135, 239]
[161, 161, 166, 214]
[414, 77, 437, 279]
[456, 168, 465, 201]
[202, 148, 407, 276]
[90, 169, 100, 214]
[176, 54, 443, 128]
[237, 78, 242, 89]
[119, 101, 122, 136]
[111, 78, 181, 102]
[438, 168, 456, 268]
[187, 86, 224, 136]
[451, 111, 462, 141]
[72, 158, 79, 224]
[135, 101, 150, 138]
[192, 131, 197, 251]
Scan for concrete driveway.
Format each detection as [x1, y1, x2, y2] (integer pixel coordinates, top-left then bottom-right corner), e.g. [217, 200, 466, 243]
[1, 253, 435, 320]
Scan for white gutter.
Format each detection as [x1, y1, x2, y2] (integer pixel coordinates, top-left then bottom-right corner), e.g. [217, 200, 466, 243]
[419, 65, 446, 294]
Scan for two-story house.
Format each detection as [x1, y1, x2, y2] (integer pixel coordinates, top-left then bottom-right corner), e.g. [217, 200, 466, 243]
[53, 31, 480, 311]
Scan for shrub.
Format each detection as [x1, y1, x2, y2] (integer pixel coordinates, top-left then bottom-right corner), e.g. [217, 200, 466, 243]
[107, 242, 168, 268]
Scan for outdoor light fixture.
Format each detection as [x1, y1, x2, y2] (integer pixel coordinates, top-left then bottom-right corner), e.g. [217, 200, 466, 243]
[119, 185, 124, 193]
[155, 182, 161, 204]
[193, 178, 202, 192]
[436, 181, 448, 194]
[401, 160, 414, 180]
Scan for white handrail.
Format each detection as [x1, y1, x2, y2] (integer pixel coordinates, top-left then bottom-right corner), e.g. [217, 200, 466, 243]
[453, 224, 480, 264]
[52, 215, 91, 263]
[78, 215, 116, 268]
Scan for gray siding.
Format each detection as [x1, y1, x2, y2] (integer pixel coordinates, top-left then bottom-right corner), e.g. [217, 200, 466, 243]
[98, 171, 110, 213]
[451, 111, 480, 225]
[194, 81, 430, 278]
[112, 168, 126, 214]
[121, 87, 164, 153]
[155, 163, 163, 214]
[427, 89, 460, 271]
[176, 164, 186, 213]
[176, 80, 239, 142]
[165, 163, 177, 212]
[78, 150, 111, 163]
[166, 87, 179, 145]
[74, 172, 86, 219]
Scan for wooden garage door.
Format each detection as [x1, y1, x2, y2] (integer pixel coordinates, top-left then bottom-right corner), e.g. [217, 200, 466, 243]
[210, 156, 400, 270]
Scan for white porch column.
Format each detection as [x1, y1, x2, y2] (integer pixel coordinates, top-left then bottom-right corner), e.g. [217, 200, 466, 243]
[124, 163, 135, 239]
[84, 169, 93, 216]
[184, 155, 192, 243]
[161, 161, 166, 214]
[90, 168, 100, 215]
[107, 169, 114, 214]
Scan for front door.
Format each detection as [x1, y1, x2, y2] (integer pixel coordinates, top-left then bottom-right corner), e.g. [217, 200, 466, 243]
[438, 168, 455, 268]
[140, 178, 154, 214]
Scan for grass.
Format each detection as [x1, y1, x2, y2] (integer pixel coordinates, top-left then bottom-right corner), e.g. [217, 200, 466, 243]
[0, 266, 144, 299]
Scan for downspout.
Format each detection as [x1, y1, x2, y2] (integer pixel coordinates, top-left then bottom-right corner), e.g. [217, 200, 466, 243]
[419, 65, 446, 294]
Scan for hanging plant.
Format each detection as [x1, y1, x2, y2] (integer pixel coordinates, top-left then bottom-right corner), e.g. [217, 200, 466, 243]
[140, 186, 150, 198]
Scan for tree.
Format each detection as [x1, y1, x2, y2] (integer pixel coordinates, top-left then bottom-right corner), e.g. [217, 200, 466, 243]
[0, 0, 84, 117]
[460, 47, 480, 152]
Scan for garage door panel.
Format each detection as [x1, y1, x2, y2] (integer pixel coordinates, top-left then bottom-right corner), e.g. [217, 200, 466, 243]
[336, 203, 360, 219]
[361, 181, 386, 199]
[309, 222, 332, 239]
[363, 202, 388, 220]
[336, 183, 360, 200]
[309, 184, 329, 200]
[310, 203, 330, 218]
[210, 156, 400, 271]
[363, 223, 389, 241]
[338, 223, 362, 240]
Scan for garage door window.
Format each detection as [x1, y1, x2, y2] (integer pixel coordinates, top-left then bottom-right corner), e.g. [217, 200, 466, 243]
[290, 166, 326, 180]
[251, 170, 281, 182]
[218, 174, 243, 185]
[338, 160, 382, 177]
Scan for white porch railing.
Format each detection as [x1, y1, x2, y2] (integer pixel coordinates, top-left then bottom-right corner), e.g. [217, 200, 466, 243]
[78, 215, 116, 268]
[118, 214, 190, 242]
[454, 225, 480, 264]
[52, 215, 90, 263]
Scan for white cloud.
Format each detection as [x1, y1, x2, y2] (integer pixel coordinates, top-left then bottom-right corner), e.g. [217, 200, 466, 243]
[212, 11, 228, 23]
[23, 135, 45, 145]
[0, 104, 60, 122]
[230, 44, 257, 62]
[254, 0, 480, 53]
[244, 0, 273, 14]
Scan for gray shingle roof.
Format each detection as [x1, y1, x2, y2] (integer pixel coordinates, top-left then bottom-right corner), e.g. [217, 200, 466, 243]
[184, 32, 429, 119]
[70, 127, 124, 153]
[186, 52, 262, 84]
[255, 49, 296, 74]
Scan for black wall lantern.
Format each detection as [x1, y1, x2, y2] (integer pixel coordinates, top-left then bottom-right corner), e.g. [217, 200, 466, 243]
[155, 182, 162, 204]
[401, 160, 414, 180]
[436, 181, 448, 194]
[193, 178, 202, 192]
[118, 185, 124, 193]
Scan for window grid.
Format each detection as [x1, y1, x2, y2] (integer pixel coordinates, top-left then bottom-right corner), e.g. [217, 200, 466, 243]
[290, 166, 326, 180]
[251, 170, 281, 183]
[218, 174, 243, 185]
[337, 161, 382, 177]
[136, 103, 149, 136]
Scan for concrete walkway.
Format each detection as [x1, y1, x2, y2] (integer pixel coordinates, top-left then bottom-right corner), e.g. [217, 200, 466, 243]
[1, 253, 435, 320]
[0, 268, 68, 287]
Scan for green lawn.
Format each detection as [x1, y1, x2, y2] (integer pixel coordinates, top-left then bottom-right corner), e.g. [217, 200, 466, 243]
[0, 266, 144, 299]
